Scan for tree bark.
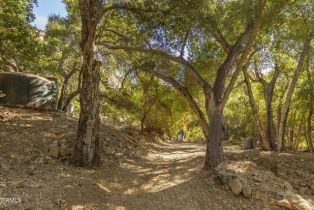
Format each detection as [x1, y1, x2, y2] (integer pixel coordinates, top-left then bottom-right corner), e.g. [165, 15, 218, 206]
[306, 103, 313, 152]
[287, 110, 297, 149]
[289, 128, 294, 149]
[305, 56, 313, 152]
[57, 80, 67, 110]
[293, 116, 306, 150]
[204, 106, 224, 169]
[71, 0, 102, 167]
[264, 85, 276, 150]
[277, 35, 312, 152]
[243, 67, 270, 150]
[57, 63, 80, 111]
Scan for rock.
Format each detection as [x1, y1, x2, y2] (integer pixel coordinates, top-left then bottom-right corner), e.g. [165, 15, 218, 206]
[114, 153, 124, 159]
[49, 142, 59, 158]
[276, 172, 287, 179]
[135, 150, 142, 158]
[252, 176, 262, 182]
[228, 178, 242, 195]
[26, 169, 35, 176]
[277, 190, 286, 198]
[281, 191, 314, 210]
[204, 177, 214, 186]
[242, 184, 252, 198]
[277, 199, 291, 209]
[283, 181, 293, 192]
[59, 147, 72, 157]
[72, 205, 84, 210]
[37, 156, 49, 165]
[239, 179, 252, 198]
[104, 147, 114, 155]
[244, 161, 256, 172]
[217, 171, 237, 185]
[12, 180, 24, 188]
[0, 182, 6, 188]
[299, 187, 312, 195]
[0, 161, 10, 171]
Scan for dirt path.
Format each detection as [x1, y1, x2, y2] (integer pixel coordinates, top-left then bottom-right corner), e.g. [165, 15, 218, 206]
[56, 142, 219, 210]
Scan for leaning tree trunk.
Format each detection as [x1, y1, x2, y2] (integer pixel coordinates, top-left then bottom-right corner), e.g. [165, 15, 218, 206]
[71, 0, 101, 166]
[243, 67, 270, 150]
[57, 77, 69, 110]
[305, 56, 313, 152]
[277, 36, 312, 152]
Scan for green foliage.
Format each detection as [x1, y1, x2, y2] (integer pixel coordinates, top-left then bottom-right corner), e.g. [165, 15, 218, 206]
[0, 0, 43, 72]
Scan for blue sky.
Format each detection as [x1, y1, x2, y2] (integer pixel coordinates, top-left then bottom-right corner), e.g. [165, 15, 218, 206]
[32, 0, 67, 30]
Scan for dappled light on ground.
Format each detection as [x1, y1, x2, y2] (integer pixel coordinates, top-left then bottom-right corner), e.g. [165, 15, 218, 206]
[0, 106, 313, 209]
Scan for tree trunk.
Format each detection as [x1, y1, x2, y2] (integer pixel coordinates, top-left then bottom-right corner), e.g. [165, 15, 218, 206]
[293, 117, 306, 150]
[287, 110, 297, 149]
[71, 0, 101, 167]
[277, 37, 312, 151]
[204, 108, 224, 169]
[289, 128, 294, 149]
[305, 56, 313, 152]
[57, 77, 69, 110]
[306, 108, 313, 152]
[140, 111, 147, 135]
[62, 89, 80, 111]
[71, 59, 101, 166]
[243, 68, 270, 150]
[264, 86, 276, 150]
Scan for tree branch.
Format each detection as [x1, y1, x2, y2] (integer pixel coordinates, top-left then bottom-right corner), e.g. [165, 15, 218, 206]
[102, 44, 212, 91]
[180, 27, 191, 58]
[204, 16, 231, 53]
[220, 0, 267, 108]
[138, 62, 210, 135]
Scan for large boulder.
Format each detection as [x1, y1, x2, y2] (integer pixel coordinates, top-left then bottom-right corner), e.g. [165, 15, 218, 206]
[0, 72, 58, 109]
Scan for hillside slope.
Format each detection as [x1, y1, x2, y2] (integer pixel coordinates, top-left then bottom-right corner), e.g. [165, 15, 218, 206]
[0, 106, 313, 210]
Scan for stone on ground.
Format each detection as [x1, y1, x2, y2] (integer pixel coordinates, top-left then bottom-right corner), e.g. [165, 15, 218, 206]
[239, 179, 252, 198]
[228, 178, 242, 195]
[283, 181, 294, 192]
[277, 199, 291, 209]
[278, 190, 314, 210]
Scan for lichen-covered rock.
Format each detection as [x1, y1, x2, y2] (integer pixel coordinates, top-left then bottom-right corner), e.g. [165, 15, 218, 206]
[228, 178, 242, 195]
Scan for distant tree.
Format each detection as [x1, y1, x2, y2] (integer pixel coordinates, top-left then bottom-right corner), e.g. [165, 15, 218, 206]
[0, 0, 42, 72]
[44, 15, 82, 111]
